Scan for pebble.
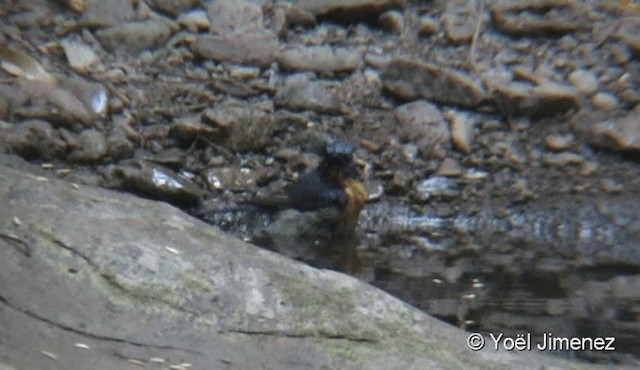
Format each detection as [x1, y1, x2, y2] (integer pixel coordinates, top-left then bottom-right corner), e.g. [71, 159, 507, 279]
[207, 0, 263, 34]
[177, 10, 210, 32]
[441, 0, 477, 43]
[66, 129, 107, 162]
[581, 105, 640, 152]
[80, 0, 134, 27]
[417, 16, 439, 35]
[448, 111, 474, 154]
[17, 79, 93, 128]
[146, 0, 201, 18]
[101, 161, 206, 208]
[378, 10, 404, 34]
[437, 158, 462, 176]
[415, 176, 460, 201]
[201, 103, 275, 152]
[490, 0, 587, 36]
[383, 57, 487, 108]
[1, 120, 67, 160]
[544, 133, 575, 151]
[395, 100, 449, 158]
[274, 74, 344, 114]
[567, 69, 598, 95]
[592, 92, 619, 111]
[277, 46, 362, 74]
[62, 77, 108, 118]
[492, 82, 580, 119]
[192, 30, 279, 67]
[296, 0, 403, 22]
[95, 20, 173, 54]
[542, 152, 583, 166]
[60, 38, 99, 72]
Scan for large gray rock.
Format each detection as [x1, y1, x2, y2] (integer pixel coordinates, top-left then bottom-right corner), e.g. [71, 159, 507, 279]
[0, 155, 614, 369]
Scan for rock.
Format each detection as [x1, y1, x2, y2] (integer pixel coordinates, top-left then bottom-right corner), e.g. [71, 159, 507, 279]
[567, 69, 598, 95]
[95, 19, 173, 55]
[275, 74, 345, 114]
[177, 9, 210, 32]
[448, 110, 475, 154]
[80, 0, 135, 27]
[60, 37, 100, 72]
[15, 79, 93, 128]
[544, 133, 575, 151]
[296, 0, 404, 23]
[101, 160, 206, 207]
[287, 4, 317, 26]
[492, 82, 580, 119]
[106, 124, 135, 161]
[417, 16, 439, 35]
[66, 128, 108, 162]
[415, 176, 460, 201]
[0, 120, 67, 160]
[437, 157, 462, 176]
[578, 105, 640, 153]
[192, 30, 278, 67]
[169, 117, 221, 143]
[277, 46, 362, 74]
[201, 103, 275, 152]
[207, 0, 263, 34]
[203, 165, 259, 192]
[0, 156, 594, 370]
[382, 57, 487, 108]
[490, 0, 590, 36]
[62, 77, 109, 118]
[146, 0, 201, 18]
[542, 152, 583, 166]
[394, 100, 449, 158]
[616, 16, 640, 54]
[378, 10, 404, 34]
[441, 0, 478, 43]
[592, 92, 619, 111]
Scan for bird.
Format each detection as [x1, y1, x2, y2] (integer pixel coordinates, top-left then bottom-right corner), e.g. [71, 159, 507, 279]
[243, 140, 368, 273]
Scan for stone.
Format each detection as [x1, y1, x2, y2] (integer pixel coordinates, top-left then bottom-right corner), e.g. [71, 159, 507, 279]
[579, 105, 640, 152]
[296, 0, 404, 23]
[207, 0, 263, 34]
[592, 92, 619, 111]
[80, 0, 135, 27]
[616, 16, 640, 54]
[378, 10, 404, 34]
[394, 100, 449, 158]
[544, 133, 575, 151]
[95, 19, 173, 55]
[277, 46, 362, 74]
[60, 37, 100, 72]
[201, 103, 275, 152]
[492, 82, 580, 119]
[16, 79, 94, 128]
[275, 74, 344, 114]
[146, 0, 201, 18]
[101, 160, 206, 207]
[567, 69, 598, 95]
[441, 0, 478, 43]
[382, 57, 487, 108]
[490, 0, 590, 36]
[192, 30, 278, 67]
[177, 9, 210, 32]
[66, 128, 107, 162]
[0, 120, 67, 160]
[449, 111, 475, 154]
[0, 156, 591, 369]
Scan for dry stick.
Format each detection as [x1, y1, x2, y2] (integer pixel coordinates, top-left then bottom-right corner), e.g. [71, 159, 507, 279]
[469, 0, 485, 73]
